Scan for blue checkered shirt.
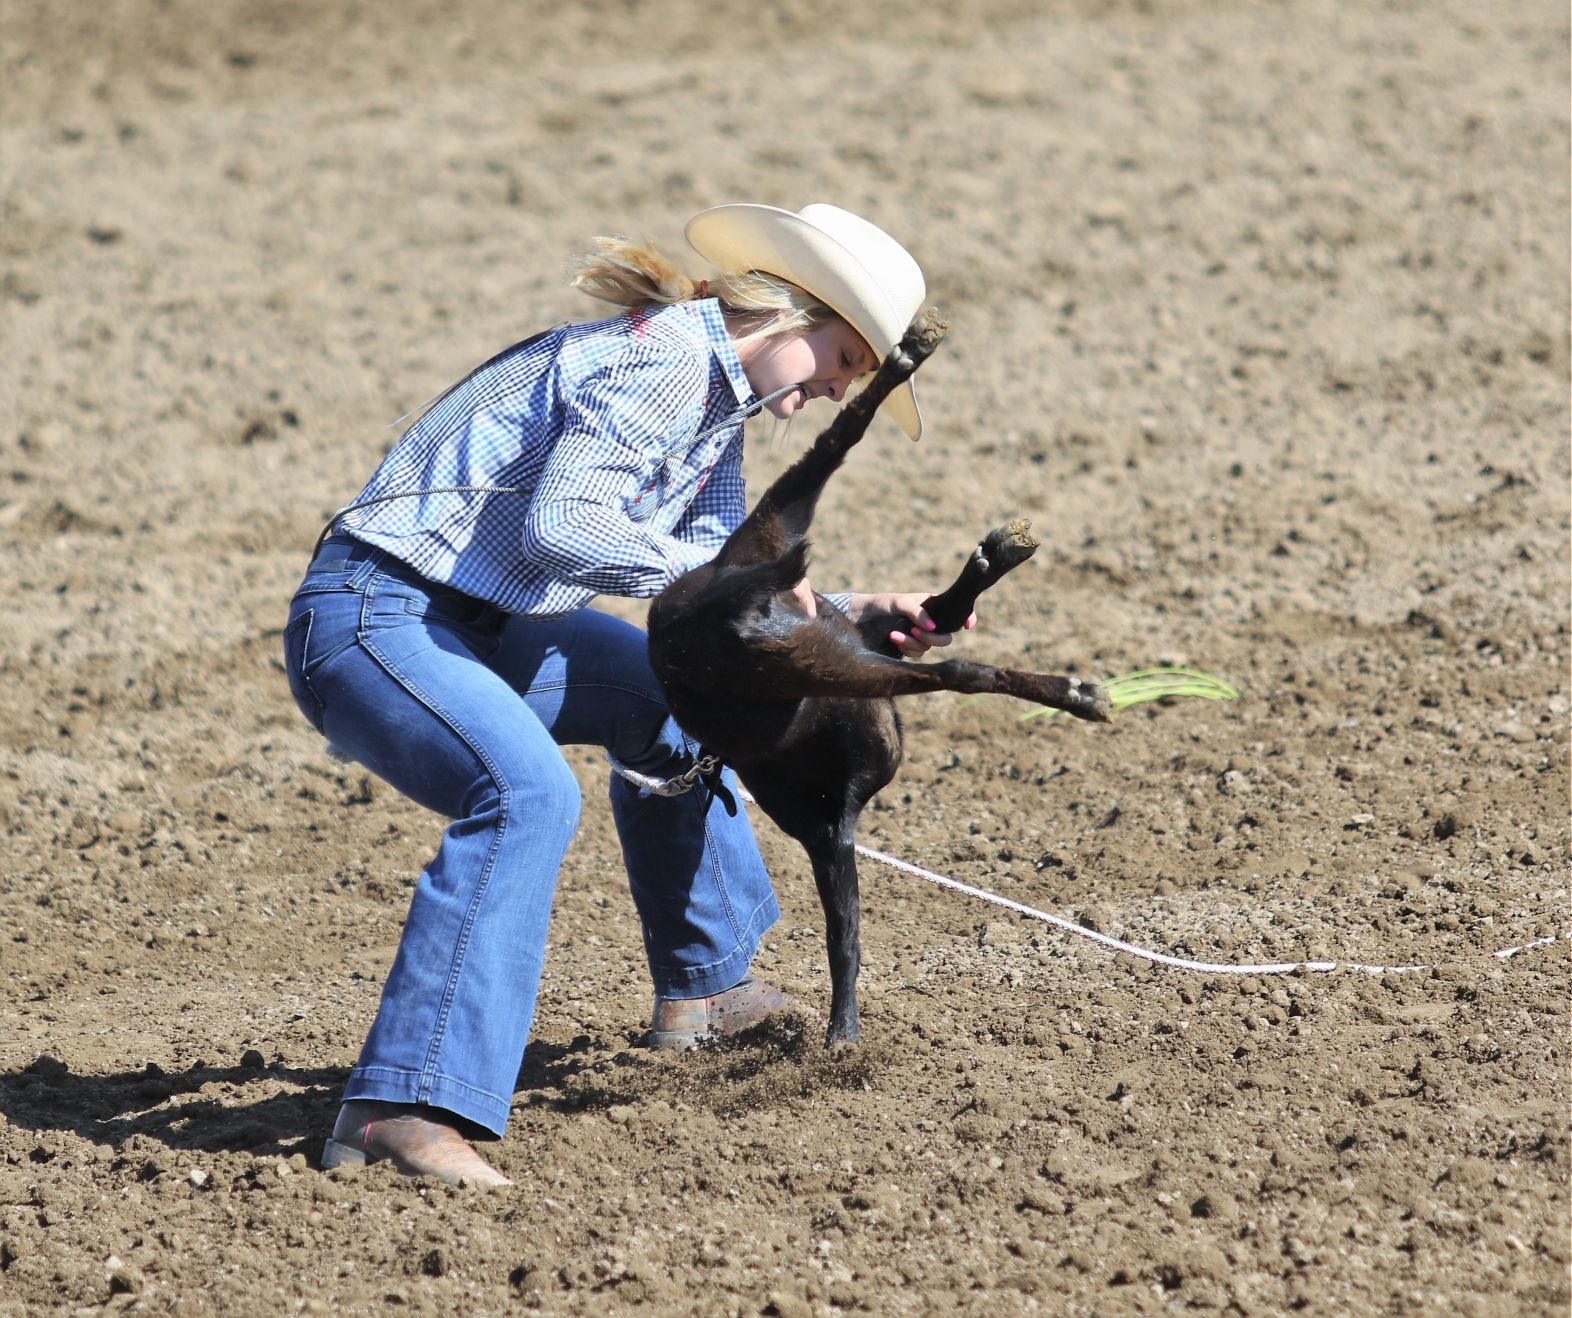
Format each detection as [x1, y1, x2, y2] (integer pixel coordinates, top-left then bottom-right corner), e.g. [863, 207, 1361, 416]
[336, 299, 843, 619]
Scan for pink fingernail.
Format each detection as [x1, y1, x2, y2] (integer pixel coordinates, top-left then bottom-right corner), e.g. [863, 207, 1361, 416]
[922, 619, 937, 631]
[889, 631, 905, 645]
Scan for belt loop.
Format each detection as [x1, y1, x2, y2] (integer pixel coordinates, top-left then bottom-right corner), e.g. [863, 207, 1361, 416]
[346, 547, 386, 590]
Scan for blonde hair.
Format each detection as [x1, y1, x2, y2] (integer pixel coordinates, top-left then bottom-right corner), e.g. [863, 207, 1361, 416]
[570, 236, 836, 349]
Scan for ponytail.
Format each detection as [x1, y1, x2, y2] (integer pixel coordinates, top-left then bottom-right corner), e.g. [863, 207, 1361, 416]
[571, 235, 838, 350]
[570, 236, 699, 308]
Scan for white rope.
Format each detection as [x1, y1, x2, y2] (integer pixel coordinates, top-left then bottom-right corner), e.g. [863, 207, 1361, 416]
[609, 759, 1566, 976]
[1492, 934, 1564, 961]
[851, 841, 1565, 976]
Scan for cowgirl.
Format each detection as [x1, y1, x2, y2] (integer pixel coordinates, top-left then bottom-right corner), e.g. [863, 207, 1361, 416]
[285, 203, 957, 1185]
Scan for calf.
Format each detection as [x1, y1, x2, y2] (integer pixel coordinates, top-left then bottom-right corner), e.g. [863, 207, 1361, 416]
[647, 311, 1108, 1046]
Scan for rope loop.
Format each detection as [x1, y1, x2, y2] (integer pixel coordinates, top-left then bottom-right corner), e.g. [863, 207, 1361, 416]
[606, 751, 720, 797]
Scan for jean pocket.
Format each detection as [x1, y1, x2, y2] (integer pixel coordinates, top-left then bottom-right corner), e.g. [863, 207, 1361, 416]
[282, 609, 327, 734]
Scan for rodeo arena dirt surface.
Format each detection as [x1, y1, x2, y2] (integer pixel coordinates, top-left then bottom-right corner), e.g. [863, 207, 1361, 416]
[1, 0, 1569, 1313]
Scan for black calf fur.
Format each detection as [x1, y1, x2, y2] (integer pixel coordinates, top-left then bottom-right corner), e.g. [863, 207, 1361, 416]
[647, 311, 1109, 1046]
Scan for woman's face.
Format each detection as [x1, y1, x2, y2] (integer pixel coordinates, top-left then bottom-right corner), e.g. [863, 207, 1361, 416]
[738, 317, 879, 420]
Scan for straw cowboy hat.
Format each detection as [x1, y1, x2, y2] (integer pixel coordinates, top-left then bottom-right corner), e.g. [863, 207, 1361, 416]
[685, 202, 928, 441]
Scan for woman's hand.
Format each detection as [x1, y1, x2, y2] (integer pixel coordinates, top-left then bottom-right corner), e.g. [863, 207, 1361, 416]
[848, 591, 976, 660]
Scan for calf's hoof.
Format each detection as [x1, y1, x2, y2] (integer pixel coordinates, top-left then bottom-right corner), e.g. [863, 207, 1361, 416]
[1067, 677, 1113, 723]
[891, 308, 947, 371]
[978, 518, 1040, 575]
[824, 1017, 861, 1050]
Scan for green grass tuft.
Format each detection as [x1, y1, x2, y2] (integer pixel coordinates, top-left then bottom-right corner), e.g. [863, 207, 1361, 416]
[1020, 665, 1239, 722]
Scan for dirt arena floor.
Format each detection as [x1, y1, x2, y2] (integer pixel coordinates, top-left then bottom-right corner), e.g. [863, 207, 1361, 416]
[2, 0, 1568, 1312]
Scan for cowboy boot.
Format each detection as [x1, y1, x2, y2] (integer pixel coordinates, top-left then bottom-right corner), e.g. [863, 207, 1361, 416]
[321, 1101, 511, 1187]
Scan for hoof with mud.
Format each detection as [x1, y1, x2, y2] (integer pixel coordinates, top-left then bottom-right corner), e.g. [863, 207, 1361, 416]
[1066, 678, 1112, 723]
[892, 308, 947, 372]
[825, 1017, 861, 1049]
[979, 518, 1040, 574]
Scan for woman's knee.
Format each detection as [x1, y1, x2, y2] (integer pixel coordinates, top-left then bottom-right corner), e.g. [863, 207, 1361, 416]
[486, 751, 582, 839]
[612, 703, 691, 773]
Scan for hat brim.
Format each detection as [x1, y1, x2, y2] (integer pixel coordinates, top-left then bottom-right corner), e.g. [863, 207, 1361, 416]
[686, 204, 923, 440]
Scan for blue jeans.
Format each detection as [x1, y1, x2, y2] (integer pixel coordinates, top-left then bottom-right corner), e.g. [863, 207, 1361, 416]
[282, 537, 779, 1135]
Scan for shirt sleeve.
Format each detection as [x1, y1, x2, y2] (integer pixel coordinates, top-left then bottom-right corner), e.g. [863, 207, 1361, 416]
[519, 345, 711, 597]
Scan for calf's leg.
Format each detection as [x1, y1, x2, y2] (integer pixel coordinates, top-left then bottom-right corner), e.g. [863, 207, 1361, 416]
[715, 311, 947, 570]
[859, 518, 1042, 655]
[702, 642, 1111, 721]
[922, 518, 1041, 633]
[811, 836, 862, 1046]
[740, 760, 876, 1048]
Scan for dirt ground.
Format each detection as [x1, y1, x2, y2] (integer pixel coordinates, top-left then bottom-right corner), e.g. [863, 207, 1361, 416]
[1, 0, 1568, 1312]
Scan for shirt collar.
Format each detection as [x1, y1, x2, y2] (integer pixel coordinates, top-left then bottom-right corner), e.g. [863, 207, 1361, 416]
[689, 298, 754, 408]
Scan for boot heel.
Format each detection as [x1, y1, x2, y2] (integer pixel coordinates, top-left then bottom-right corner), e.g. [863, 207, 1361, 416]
[321, 1137, 370, 1170]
